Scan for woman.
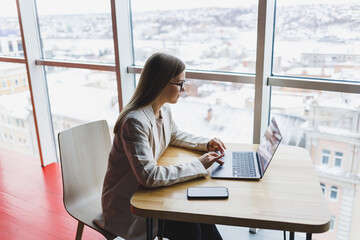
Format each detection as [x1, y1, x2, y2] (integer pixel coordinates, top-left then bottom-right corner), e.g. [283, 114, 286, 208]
[95, 52, 226, 240]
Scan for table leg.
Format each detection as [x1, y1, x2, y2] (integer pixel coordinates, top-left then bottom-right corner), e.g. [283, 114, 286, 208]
[146, 218, 153, 240]
[289, 232, 295, 240]
[306, 233, 312, 240]
[158, 219, 164, 240]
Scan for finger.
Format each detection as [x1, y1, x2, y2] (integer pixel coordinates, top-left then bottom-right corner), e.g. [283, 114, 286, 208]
[216, 140, 226, 153]
[215, 158, 224, 165]
[209, 151, 220, 157]
[219, 139, 226, 150]
[213, 138, 226, 153]
[209, 140, 218, 151]
[214, 151, 224, 157]
[214, 153, 224, 159]
[209, 139, 218, 147]
[211, 153, 224, 163]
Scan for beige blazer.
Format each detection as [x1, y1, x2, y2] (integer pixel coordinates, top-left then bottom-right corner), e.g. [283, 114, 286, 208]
[95, 104, 209, 240]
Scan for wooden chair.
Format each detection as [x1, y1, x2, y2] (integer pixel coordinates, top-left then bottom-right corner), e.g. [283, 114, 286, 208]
[58, 120, 117, 240]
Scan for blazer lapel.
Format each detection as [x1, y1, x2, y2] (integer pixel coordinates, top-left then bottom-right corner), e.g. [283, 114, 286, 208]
[142, 105, 155, 127]
[141, 105, 157, 157]
[162, 106, 171, 146]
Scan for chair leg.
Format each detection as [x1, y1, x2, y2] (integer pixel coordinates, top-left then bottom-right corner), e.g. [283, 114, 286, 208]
[75, 221, 85, 240]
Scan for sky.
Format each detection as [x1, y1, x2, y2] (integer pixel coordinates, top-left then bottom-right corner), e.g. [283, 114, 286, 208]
[0, 0, 358, 17]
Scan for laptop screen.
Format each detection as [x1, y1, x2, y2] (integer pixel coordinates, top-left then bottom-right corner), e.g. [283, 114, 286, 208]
[257, 117, 282, 176]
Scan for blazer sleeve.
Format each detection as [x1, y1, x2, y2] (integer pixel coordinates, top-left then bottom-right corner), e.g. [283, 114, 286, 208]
[168, 109, 210, 152]
[120, 116, 207, 188]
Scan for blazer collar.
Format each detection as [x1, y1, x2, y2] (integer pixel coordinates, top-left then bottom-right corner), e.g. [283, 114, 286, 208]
[142, 104, 156, 127]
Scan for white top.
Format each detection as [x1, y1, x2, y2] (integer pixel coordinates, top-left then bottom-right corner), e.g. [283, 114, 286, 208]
[155, 111, 166, 160]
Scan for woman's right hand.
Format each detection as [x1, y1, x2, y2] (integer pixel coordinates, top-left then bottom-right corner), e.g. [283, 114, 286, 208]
[198, 152, 224, 169]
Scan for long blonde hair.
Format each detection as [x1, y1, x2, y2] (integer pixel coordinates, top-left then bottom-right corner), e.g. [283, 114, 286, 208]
[113, 52, 186, 133]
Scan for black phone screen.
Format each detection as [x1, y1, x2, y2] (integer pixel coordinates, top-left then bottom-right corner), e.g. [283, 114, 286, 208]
[187, 187, 229, 199]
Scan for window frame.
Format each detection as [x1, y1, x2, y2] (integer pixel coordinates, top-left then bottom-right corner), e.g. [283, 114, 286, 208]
[16, 0, 57, 166]
[320, 183, 326, 197]
[330, 186, 338, 202]
[330, 215, 336, 231]
[334, 151, 344, 168]
[321, 149, 331, 166]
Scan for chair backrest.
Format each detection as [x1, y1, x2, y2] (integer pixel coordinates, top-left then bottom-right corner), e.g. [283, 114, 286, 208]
[58, 120, 111, 217]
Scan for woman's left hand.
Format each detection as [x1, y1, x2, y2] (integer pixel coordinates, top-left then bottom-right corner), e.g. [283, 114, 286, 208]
[207, 137, 226, 154]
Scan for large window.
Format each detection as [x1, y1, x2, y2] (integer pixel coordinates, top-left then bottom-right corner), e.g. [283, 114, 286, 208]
[131, 0, 258, 73]
[36, 0, 114, 63]
[34, 0, 118, 156]
[45, 67, 118, 151]
[270, 87, 359, 240]
[0, 0, 22, 57]
[131, 0, 257, 142]
[0, 62, 40, 162]
[273, 0, 360, 82]
[0, 1, 39, 163]
[171, 79, 254, 142]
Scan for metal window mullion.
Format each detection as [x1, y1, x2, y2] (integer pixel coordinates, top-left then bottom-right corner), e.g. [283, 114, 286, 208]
[35, 59, 116, 72]
[0, 56, 26, 64]
[17, 0, 57, 166]
[253, 0, 276, 144]
[127, 66, 256, 84]
[111, 0, 135, 111]
[269, 76, 360, 94]
[128, 64, 360, 92]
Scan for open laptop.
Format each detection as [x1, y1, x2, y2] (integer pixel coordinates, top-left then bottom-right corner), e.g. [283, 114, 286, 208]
[211, 117, 282, 180]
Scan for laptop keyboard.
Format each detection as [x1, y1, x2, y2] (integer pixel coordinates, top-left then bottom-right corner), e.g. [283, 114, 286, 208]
[232, 152, 257, 177]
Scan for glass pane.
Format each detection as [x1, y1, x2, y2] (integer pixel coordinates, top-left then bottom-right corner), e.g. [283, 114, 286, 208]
[335, 152, 343, 157]
[320, 183, 326, 194]
[131, 0, 258, 73]
[0, 0, 23, 57]
[270, 87, 360, 240]
[0, 62, 40, 162]
[323, 149, 330, 154]
[330, 216, 335, 230]
[330, 188, 338, 200]
[322, 155, 329, 165]
[36, 0, 114, 63]
[171, 79, 254, 143]
[45, 67, 118, 152]
[273, 1, 360, 82]
[334, 158, 342, 167]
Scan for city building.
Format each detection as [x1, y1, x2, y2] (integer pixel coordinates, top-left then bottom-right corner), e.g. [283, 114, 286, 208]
[305, 95, 360, 240]
[0, 36, 23, 57]
[0, 62, 27, 95]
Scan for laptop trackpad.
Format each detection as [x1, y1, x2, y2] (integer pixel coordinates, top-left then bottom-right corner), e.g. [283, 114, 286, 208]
[211, 152, 233, 178]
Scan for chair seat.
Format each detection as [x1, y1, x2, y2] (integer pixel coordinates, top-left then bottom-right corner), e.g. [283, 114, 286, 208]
[65, 193, 117, 239]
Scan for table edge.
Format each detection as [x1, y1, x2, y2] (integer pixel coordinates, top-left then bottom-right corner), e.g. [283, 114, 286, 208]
[130, 203, 331, 233]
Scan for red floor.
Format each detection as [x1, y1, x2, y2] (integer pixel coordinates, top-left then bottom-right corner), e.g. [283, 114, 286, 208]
[0, 148, 105, 240]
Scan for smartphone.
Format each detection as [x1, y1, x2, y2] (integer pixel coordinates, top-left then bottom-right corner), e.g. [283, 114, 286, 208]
[187, 187, 229, 199]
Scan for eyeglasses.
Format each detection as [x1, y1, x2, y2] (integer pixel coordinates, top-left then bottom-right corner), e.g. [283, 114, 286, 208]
[169, 80, 186, 92]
